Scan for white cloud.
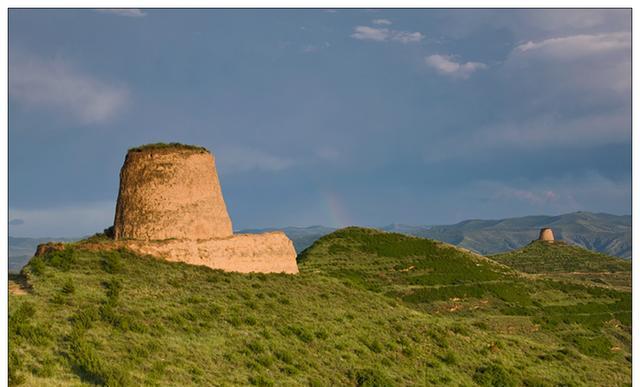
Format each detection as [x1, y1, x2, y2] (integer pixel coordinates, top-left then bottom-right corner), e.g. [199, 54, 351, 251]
[216, 147, 294, 174]
[392, 31, 424, 43]
[9, 52, 130, 124]
[420, 32, 630, 162]
[351, 26, 389, 41]
[507, 32, 631, 95]
[515, 32, 630, 58]
[372, 19, 392, 25]
[426, 9, 629, 42]
[351, 26, 424, 43]
[9, 201, 115, 237]
[424, 54, 487, 79]
[97, 9, 146, 17]
[519, 9, 628, 33]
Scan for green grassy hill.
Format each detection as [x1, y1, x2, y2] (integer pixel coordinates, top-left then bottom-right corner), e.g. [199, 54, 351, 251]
[9, 228, 631, 386]
[490, 241, 631, 290]
[490, 240, 631, 274]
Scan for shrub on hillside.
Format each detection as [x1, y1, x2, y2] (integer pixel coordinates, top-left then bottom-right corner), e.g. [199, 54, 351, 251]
[9, 302, 50, 347]
[349, 368, 393, 387]
[61, 279, 76, 295]
[46, 249, 77, 271]
[102, 251, 124, 274]
[473, 364, 516, 387]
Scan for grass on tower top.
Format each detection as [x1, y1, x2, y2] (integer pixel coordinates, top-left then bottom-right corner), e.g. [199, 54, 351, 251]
[128, 143, 209, 153]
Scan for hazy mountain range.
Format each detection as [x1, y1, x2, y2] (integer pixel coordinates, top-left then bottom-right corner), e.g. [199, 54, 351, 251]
[242, 212, 631, 258]
[8, 211, 630, 273]
[391, 211, 631, 258]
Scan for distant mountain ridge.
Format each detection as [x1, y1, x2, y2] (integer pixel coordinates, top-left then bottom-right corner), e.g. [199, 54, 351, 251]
[398, 211, 631, 259]
[8, 212, 631, 273]
[241, 212, 631, 258]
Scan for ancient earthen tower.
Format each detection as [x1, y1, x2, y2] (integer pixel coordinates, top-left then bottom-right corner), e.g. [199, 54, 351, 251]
[114, 146, 232, 240]
[538, 227, 555, 242]
[110, 144, 298, 274]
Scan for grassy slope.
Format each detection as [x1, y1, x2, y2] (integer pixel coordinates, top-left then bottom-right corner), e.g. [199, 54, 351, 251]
[490, 241, 631, 274]
[490, 241, 632, 291]
[299, 228, 631, 383]
[9, 228, 631, 386]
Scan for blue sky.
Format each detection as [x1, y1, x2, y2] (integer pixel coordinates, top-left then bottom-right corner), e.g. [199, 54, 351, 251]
[8, 9, 631, 237]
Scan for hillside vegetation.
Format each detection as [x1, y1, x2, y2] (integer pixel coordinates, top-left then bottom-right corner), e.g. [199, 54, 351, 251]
[491, 241, 631, 274]
[491, 241, 631, 290]
[9, 237, 78, 274]
[9, 228, 631, 386]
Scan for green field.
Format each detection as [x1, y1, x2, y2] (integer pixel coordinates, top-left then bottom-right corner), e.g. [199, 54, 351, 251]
[9, 228, 631, 386]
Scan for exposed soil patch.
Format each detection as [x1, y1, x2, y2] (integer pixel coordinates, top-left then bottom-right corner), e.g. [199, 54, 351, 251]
[8, 273, 32, 295]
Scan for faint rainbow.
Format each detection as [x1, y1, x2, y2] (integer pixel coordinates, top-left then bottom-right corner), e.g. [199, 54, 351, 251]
[322, 191, 351, 228]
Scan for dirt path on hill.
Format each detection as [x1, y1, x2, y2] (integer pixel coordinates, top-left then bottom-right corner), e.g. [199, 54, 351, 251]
[8, 274, 31, 295]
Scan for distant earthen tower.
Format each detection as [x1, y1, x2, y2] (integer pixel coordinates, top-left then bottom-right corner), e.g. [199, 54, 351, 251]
[538, 227, 555, 242]
[109, 144, 298, 274]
